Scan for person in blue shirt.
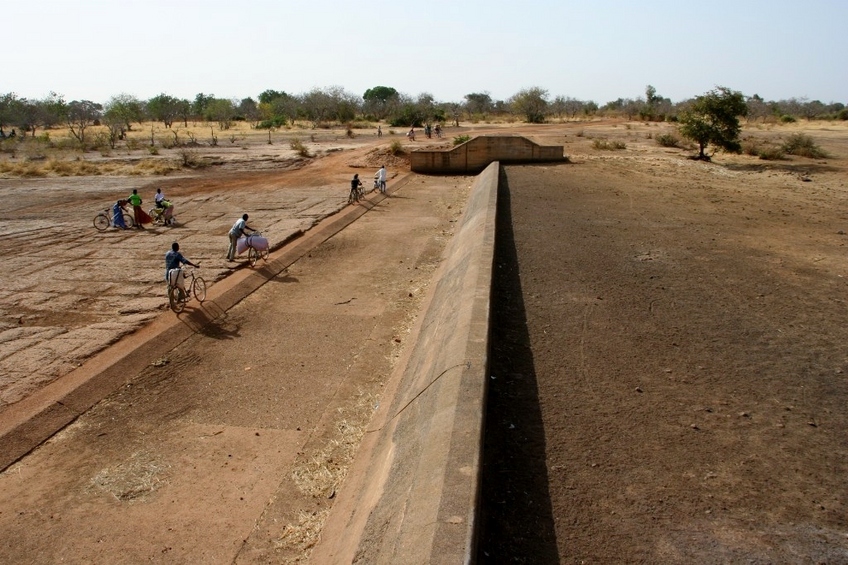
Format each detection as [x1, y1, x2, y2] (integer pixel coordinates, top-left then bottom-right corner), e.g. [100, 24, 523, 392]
[112, 199, 128, 229]
[164, 241, 199, 282]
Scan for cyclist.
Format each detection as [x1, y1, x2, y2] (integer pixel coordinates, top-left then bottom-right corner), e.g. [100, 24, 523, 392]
[350, 174, 363, 202]
[165, 242, 199, 289]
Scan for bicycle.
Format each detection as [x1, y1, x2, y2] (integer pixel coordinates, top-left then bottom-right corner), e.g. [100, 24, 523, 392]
[348, 183, 363, 204]
[167, 267, 206, 313]
[93, 207, 134, 231]
[246, 232, 270, 267]
[148, 201, 176, 226]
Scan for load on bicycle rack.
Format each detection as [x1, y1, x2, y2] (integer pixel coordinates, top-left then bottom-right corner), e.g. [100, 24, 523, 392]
[236, 232, 270, 266]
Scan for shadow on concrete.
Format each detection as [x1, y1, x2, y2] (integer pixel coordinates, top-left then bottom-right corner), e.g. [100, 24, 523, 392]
[267, 273, 299, 285]
[478, 168, 559, 563]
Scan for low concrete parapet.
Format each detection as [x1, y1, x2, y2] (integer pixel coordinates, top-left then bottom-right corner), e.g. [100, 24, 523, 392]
[411, 135, 566, 174]
[312, 163, 499, 564]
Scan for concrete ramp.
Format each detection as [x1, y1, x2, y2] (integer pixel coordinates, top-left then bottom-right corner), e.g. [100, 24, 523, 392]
[312, 163, 499, 564]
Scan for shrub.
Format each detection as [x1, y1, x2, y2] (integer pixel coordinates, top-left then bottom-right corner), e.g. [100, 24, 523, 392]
[178, 148, 200, 167]
[592, 139, 626, 150]
[290, 138, 311, 157]
[655, 133, 680, 148]
[453, 135, 471, 146]
[780, 114, 796, 123]
[757, 146, 786, 160]
[838, 108, 848, 121]
[782, 134, 828, 158]
[388, 140, 404, 155]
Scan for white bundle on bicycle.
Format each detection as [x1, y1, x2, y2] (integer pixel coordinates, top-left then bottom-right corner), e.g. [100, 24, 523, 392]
[168, 268, 186, 289]
[236, 234, 269, 255]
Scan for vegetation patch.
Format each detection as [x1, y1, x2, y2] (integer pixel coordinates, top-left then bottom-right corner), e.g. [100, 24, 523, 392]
[592, 139, 626, 150]
[781, 133, 828, 158]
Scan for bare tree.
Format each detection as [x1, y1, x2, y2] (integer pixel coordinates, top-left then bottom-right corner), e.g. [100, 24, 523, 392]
[66, 100, 102, 145]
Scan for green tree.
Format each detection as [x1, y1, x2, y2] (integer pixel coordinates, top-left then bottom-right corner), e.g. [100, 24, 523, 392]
[509, 87, 549, 123]
[192, 93, 215, 119]
[205, 98, 236, 129]
[258, 89, 288, 104]
[678, 86, 747, 160]
[103, 93, 144, 132]
[363, 86, 398, 119]
[464, 92, 493, 117]
[146, 93, 181, 128]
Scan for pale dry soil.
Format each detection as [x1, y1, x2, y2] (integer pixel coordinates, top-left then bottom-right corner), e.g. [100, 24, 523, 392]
[0, 120, 847, 563]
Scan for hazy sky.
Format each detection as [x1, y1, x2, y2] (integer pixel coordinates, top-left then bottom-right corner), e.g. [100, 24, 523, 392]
[5, 0, 846, 106]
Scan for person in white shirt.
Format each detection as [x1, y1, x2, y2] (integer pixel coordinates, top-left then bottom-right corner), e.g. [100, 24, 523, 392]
[377, 165, 387, 193]
[154, 188, 166, 208]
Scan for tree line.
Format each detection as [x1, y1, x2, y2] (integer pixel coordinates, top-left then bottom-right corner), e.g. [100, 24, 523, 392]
[1, 85, 845, 146]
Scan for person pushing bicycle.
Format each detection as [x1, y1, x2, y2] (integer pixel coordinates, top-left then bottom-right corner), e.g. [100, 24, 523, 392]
[165, 241, 199, 287]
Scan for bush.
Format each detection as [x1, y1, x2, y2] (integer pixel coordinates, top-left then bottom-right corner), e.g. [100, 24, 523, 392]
[655, 133, 680, 148]
[290, 138, 311, 157]
[782, 134, 828, 158]
[178, 148, 201, 167]
[388, 140, 404, 155]
[592, 139, 626, 150]
[453, 135, 471, 146]
[838, 108, 848, 121]
[780, 114, 796, 123]
[257, 116, 287, 129]
[757, 146, 786, 160]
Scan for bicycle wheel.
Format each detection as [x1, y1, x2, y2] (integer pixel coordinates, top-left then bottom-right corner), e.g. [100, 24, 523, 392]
[259, 247, 269, 261]
[149, 208, 162, 225]
[248, 246, 259, 267]
[192, 277, 207, 302]
[168, 285, 186, 313]
[348, 190, 356, 204]
[123, 213, 134, 228]
[93, 213, 110, 231]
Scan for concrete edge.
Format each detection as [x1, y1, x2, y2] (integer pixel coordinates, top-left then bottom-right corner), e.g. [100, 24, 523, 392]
[312, 163, 498, 564]
[0, 174, 416, 472]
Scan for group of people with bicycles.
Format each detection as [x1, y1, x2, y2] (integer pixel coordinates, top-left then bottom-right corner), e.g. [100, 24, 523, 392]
[349, 165, 387, 204]
[109, 188, 175, 230]
[165, 211, 264, 311]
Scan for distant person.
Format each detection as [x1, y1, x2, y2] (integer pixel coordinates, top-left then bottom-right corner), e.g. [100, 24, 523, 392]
[407, 128, 415, 141]
[164, 241, 199, 283]
[127, 189, 151, 229]
[377, 165, 387, 193]
[154, 188, 166, 208]
[424, 124, 431, 138]
[434, 124, 442, 138]
[227, 213, 255, 261]
[112, 199, 129, 229]
[377, 125, 382, 137]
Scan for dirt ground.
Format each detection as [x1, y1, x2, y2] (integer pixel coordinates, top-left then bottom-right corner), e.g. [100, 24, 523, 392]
[1, 119, 847, 562]
[480, 125, 848, 563]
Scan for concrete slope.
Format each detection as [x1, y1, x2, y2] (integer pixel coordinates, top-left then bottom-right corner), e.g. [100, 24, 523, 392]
[313, 162, 498, 564]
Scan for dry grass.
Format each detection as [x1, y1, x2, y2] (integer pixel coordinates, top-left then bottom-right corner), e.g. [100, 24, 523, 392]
[88, 450, 171, 502]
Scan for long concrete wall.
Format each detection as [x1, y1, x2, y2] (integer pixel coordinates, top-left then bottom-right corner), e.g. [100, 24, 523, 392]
[312, 163, 499, 564]
[411, 135, 565, 174]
